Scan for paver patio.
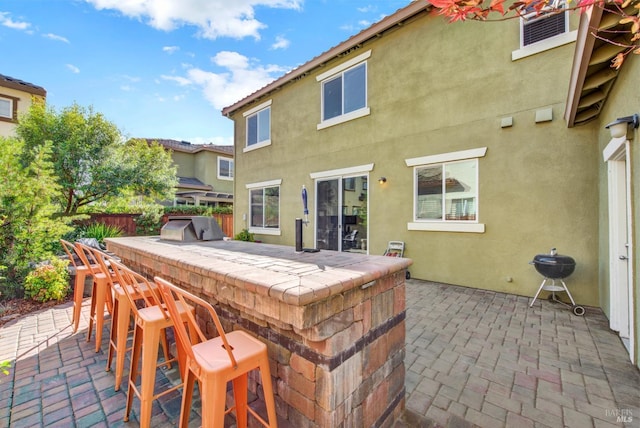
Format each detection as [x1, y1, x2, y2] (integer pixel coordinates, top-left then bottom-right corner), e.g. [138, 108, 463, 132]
[0, 279, 638, 427]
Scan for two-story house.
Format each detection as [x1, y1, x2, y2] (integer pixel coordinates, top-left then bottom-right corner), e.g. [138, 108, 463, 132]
[222, 2, 639, 368]
[0, 73, 46, 137]
[146, 139, 234, 208]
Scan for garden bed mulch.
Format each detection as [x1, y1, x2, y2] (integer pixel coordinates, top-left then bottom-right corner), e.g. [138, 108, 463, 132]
[0, 294, 73, 328]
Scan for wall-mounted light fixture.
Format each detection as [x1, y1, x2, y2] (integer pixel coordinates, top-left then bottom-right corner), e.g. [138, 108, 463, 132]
[605, 113, 639, 139]
[378, 177, 387, 184]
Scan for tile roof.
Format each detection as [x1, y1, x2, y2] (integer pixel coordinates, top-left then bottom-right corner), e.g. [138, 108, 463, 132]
[0, 73, 46, 97]
[144, 138, 233, 155]
[177, 176, 212, 190]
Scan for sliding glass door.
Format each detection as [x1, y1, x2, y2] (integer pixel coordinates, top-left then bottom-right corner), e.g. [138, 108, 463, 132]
[316, 175, 368, 252]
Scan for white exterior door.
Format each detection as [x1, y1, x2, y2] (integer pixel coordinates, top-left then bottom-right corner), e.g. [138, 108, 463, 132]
[604, 137, 634, 362]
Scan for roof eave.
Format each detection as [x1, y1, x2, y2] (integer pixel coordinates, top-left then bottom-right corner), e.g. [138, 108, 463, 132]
[221, 1, 431, 117]
[565, 6, 604, 128]
[0, 79, 47, 97]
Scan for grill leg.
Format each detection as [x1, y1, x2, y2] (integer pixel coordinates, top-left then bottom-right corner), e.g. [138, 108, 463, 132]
[529, 278, 547, 307]
[559, 279, 576, 306]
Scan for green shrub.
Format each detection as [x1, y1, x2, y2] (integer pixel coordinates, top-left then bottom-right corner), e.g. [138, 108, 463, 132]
[0, 359, 10, 383]
[82, 222, 123, 244]
[164, 205, 232, 216]
[234, 229, 255, 242]
[0, 138, 73, 299]
[135, 204, 164, 235]
[24, 258, 70, 302]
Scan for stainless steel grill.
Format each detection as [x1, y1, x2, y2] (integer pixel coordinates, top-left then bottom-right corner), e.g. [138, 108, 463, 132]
[160, 216, 225, 242]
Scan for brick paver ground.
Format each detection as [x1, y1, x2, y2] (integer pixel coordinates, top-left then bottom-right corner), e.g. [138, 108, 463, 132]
[0, 279, 638, 427]
[405, 281, 640, 428]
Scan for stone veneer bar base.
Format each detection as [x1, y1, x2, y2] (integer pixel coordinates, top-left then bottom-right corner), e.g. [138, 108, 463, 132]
[106, 237, 411, 427]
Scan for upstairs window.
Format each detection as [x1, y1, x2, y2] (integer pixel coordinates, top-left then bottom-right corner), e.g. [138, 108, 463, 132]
[520, 3, 568, 48]
[218, 156, 233, 180]
[317, 50, 371, 130]
[322, 62, 366, 121]
[0, 96, 15, 121]
[243, 100, 271, 151]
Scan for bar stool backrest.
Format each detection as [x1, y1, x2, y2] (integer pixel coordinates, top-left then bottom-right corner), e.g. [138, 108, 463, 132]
[154, 276, 238, 369]
[60, 239, 81, 269]
[106, 259, 165, 320]
[74, 241, 101, 272]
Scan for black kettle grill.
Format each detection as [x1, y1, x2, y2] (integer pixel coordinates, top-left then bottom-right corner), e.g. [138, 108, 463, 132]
[529, 248, 584, 316]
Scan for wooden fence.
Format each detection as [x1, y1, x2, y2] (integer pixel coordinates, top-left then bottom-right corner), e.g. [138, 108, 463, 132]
[83, 213, 234, 238]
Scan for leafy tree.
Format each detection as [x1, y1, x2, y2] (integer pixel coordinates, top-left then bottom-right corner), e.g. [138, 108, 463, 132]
[428, 0, 639, 68]
[0, 137, 72, 296]
[16, 102, 178, 215]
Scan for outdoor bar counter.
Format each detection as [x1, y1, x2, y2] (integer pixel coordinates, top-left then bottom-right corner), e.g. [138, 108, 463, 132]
[106, 236, 411, 427]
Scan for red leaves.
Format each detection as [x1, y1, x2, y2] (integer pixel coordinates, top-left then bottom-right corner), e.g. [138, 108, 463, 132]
[427, 0, 640, 67]
[611, 52, 625, 69]
[489, 0, 506, 15]
[429, 0, 480, 22]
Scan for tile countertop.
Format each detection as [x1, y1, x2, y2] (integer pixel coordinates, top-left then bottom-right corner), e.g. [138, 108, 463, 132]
[105, 236, 412, 306]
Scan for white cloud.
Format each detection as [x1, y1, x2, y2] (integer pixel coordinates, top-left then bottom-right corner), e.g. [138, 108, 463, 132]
[66, 64, 80, 73]
[85, 0, 302, 40]
[161, 75, 192, 86]
[120, 85, 133, 91]
[182, 51, 289, 110]
[163, 45, 179, 54]
[122, 74, 141, 82]
[43, 33, 69, 43]
[270, 35, 290, 50]
[0, 11, 31, 30]
[357, 5, 376, 13]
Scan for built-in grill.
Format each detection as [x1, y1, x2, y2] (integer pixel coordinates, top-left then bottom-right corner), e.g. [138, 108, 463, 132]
[160, 216, 225, 242]
[529, 248, 584, 316]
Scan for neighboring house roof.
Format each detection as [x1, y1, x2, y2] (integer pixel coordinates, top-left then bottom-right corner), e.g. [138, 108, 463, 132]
[144, 138, 233, 155]
[565, 5, 634, 127]
[177, 176, 212, 191]
[176, 190, 234, 200]
[0, 73, 46, 97]
[221, 1, 430, 117]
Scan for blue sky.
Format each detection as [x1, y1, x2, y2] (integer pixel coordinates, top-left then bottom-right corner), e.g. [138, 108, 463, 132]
[1, 0, 411, 145]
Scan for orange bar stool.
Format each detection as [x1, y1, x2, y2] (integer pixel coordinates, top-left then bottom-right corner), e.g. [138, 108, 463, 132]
[60, 239, 96, 333]
[155, 276, 278, 428]
[75, 242, 113, 352]
[112, 262, 196, 428]
[90, 251, 168, 392]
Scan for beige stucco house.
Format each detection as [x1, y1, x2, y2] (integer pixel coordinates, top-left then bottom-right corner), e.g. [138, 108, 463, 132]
[222, 2, 639, 368]
[146, 139, 234, 208]
[0, 74, 46, 137]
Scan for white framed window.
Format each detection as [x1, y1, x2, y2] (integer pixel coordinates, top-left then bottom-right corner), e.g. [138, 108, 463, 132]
[512, 3, 577, 60]
[406, 148, 487, 233]
[521, 5, 568, 48]
[0, 97, 13, 120]
[317, 50, 371, 130]
[243, 100, 271, 152]
[246, 179, 281, 235]
[217, 156, 234, 180]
